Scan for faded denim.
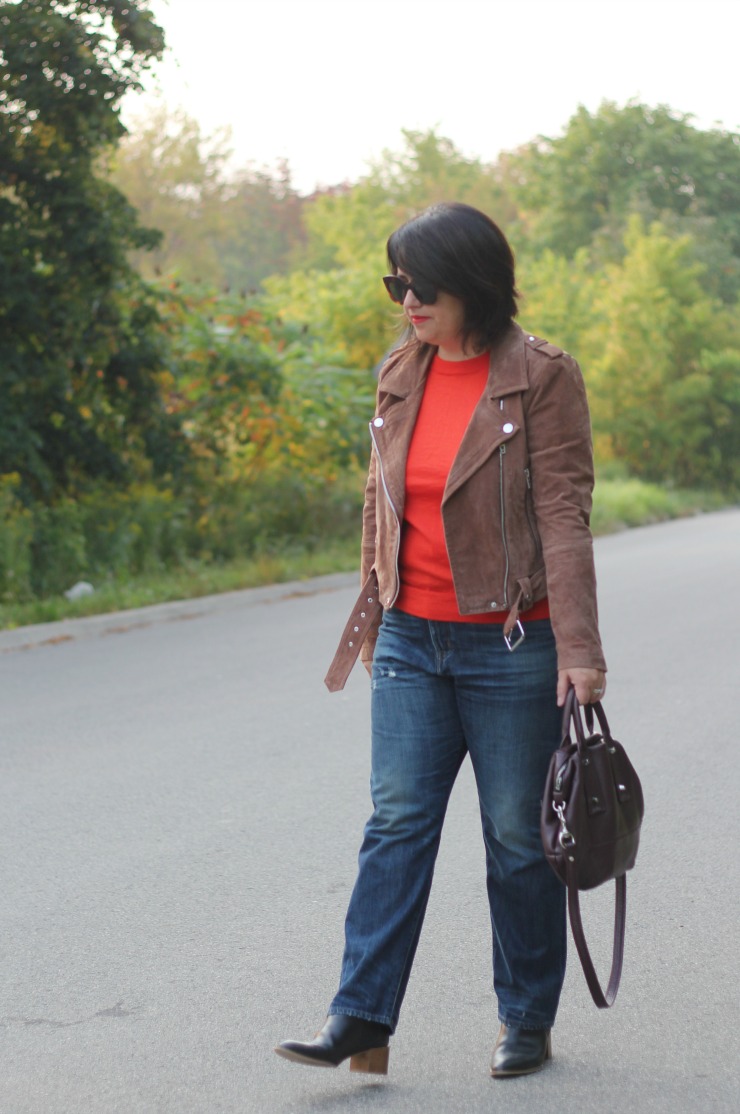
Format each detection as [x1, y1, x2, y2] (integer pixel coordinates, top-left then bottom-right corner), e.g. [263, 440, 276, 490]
[329, 607, 566, 1033]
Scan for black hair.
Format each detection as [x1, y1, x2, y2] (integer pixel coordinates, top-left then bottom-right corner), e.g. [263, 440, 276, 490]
[386, 202, 519, 352]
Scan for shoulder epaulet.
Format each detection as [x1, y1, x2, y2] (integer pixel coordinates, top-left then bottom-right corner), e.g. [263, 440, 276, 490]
[524, 333, 567, 360]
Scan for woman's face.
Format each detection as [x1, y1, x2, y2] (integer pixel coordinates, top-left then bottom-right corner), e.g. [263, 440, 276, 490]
[397, 269, 469, 360]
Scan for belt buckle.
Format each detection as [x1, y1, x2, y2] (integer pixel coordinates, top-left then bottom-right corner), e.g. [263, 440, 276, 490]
[504, 619, 525, 652]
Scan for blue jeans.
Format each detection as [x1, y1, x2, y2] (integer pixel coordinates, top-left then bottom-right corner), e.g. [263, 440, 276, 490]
[329, 608, 566, 1033]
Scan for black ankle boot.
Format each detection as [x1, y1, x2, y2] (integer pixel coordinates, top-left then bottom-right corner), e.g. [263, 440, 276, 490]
[275, 1015, 391, 1074]
[490, 1023, 552, 1077]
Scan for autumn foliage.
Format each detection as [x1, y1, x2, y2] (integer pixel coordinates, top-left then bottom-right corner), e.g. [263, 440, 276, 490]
[1, 3, 739, 605]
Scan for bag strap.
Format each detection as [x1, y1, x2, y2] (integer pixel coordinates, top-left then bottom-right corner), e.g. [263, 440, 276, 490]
[561, 688, 626, 1008]
[565, 862, 627, 1008]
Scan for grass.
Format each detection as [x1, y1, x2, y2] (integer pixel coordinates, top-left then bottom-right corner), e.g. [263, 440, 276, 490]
[591, 477, 730, 534]
[0, 537, 360, 631]
[0, 480, 734, 632]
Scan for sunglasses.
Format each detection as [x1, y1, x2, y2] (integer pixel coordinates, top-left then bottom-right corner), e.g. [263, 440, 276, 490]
[382, 274, 438, 306]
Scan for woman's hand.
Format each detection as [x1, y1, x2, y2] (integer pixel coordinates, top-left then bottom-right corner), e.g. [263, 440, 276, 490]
[557, 668, 606, 707]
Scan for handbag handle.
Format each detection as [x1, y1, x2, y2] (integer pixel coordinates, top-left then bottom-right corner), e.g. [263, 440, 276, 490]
[563, 687, 613, 750]
[560, 686, 627, 1008]
[585, 698, 612, 740]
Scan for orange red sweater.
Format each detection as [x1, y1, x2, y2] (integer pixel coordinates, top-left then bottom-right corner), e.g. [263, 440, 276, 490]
[395, 351, 550, 624]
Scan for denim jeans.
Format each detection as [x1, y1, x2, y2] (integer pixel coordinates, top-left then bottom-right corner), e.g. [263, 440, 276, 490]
[329, 607, 566, 1033]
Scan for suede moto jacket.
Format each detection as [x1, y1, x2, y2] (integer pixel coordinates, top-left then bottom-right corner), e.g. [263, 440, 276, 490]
[324, 322, 606, 692]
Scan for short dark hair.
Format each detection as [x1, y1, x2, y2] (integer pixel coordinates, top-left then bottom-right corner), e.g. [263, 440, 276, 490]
[386, 202, 519, 351]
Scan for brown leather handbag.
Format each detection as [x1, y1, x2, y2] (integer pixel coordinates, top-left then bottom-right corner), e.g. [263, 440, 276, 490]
[541, 688, 644, 1007]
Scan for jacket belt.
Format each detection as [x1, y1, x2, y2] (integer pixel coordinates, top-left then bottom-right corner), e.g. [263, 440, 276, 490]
[503, 578, 534, 638]
[324, 571, 383, 692]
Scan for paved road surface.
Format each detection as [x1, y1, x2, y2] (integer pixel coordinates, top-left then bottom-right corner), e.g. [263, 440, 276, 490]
[2, 511, 739, 1113]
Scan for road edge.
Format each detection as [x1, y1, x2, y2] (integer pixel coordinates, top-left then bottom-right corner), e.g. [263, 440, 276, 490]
[0, 571, 357, 653]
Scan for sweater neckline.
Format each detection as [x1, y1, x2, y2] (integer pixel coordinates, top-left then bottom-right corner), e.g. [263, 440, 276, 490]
[431, 350, 490, 375]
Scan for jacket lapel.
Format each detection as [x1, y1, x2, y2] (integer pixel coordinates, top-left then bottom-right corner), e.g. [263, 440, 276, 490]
[444, 325, 529, 499]
[371, 345, 433, 521]
[372, 325, 530, 512]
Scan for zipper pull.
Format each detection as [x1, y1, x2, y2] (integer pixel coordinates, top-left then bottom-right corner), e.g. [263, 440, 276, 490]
[524, 467, 531, 489]
[500, 443, 506, 456]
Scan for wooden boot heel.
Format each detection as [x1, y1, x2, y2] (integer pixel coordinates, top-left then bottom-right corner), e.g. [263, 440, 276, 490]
[349, 1046, 390, 1074]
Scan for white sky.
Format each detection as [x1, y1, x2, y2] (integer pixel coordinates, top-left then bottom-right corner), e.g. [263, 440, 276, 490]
[124, 0, 740, 194]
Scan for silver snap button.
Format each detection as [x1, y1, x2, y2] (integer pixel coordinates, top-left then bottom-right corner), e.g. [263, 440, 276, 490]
[360, 611, 366, 618]
[367, 597, 373, 603]
[529, 335, 535, 341]
[503, 422, 514, 434]
[373, 417, 384, 427]
[353, 626, 359, 632]
[490, 601, 497, 608]
[348, 641, 354, 647]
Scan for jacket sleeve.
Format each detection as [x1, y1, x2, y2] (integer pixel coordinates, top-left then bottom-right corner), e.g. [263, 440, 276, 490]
[524, 351, 607, 673]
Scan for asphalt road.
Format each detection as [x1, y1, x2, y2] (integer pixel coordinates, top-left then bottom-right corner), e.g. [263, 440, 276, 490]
[2, 510, 739, 1113]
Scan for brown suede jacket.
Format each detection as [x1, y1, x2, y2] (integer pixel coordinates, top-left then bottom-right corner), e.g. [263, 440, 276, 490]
[324, 322, 606, 692]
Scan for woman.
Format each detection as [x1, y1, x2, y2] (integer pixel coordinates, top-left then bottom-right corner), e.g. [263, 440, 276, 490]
[275, 202, 606, 1078]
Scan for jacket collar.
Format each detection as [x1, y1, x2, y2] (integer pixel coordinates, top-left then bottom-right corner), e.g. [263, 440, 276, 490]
[485, 323, 529, 398]
[378, 322, 528, 400]
[378, 343, 433, 399]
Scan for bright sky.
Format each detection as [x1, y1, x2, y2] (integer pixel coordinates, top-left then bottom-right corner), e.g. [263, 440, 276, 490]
[125, 0, 740, 194]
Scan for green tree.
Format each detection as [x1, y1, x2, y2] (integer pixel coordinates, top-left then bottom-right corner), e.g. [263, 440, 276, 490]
[585, 218, 740, 488]
[0, 0, 184, 498]
[108, 104, 232, 284]
[510, 101, 740, 300]
[299, 128, 517, 270]
[219, 159, 306, 291]
[518, 248, 597, 358]
[266, 129, 517, 368]
[110, 105, 307, 290]
[155, 283, 283, 470]
[265, 255, 392, 371]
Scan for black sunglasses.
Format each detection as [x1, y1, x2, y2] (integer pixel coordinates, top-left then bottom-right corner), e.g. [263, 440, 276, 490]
[382, 274, 438, 306]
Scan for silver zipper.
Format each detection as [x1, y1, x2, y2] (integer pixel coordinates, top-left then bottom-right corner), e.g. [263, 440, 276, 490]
[370, 421, 401, 607]
[523, 467, 540, 549]
[499, 443, 510, 606]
